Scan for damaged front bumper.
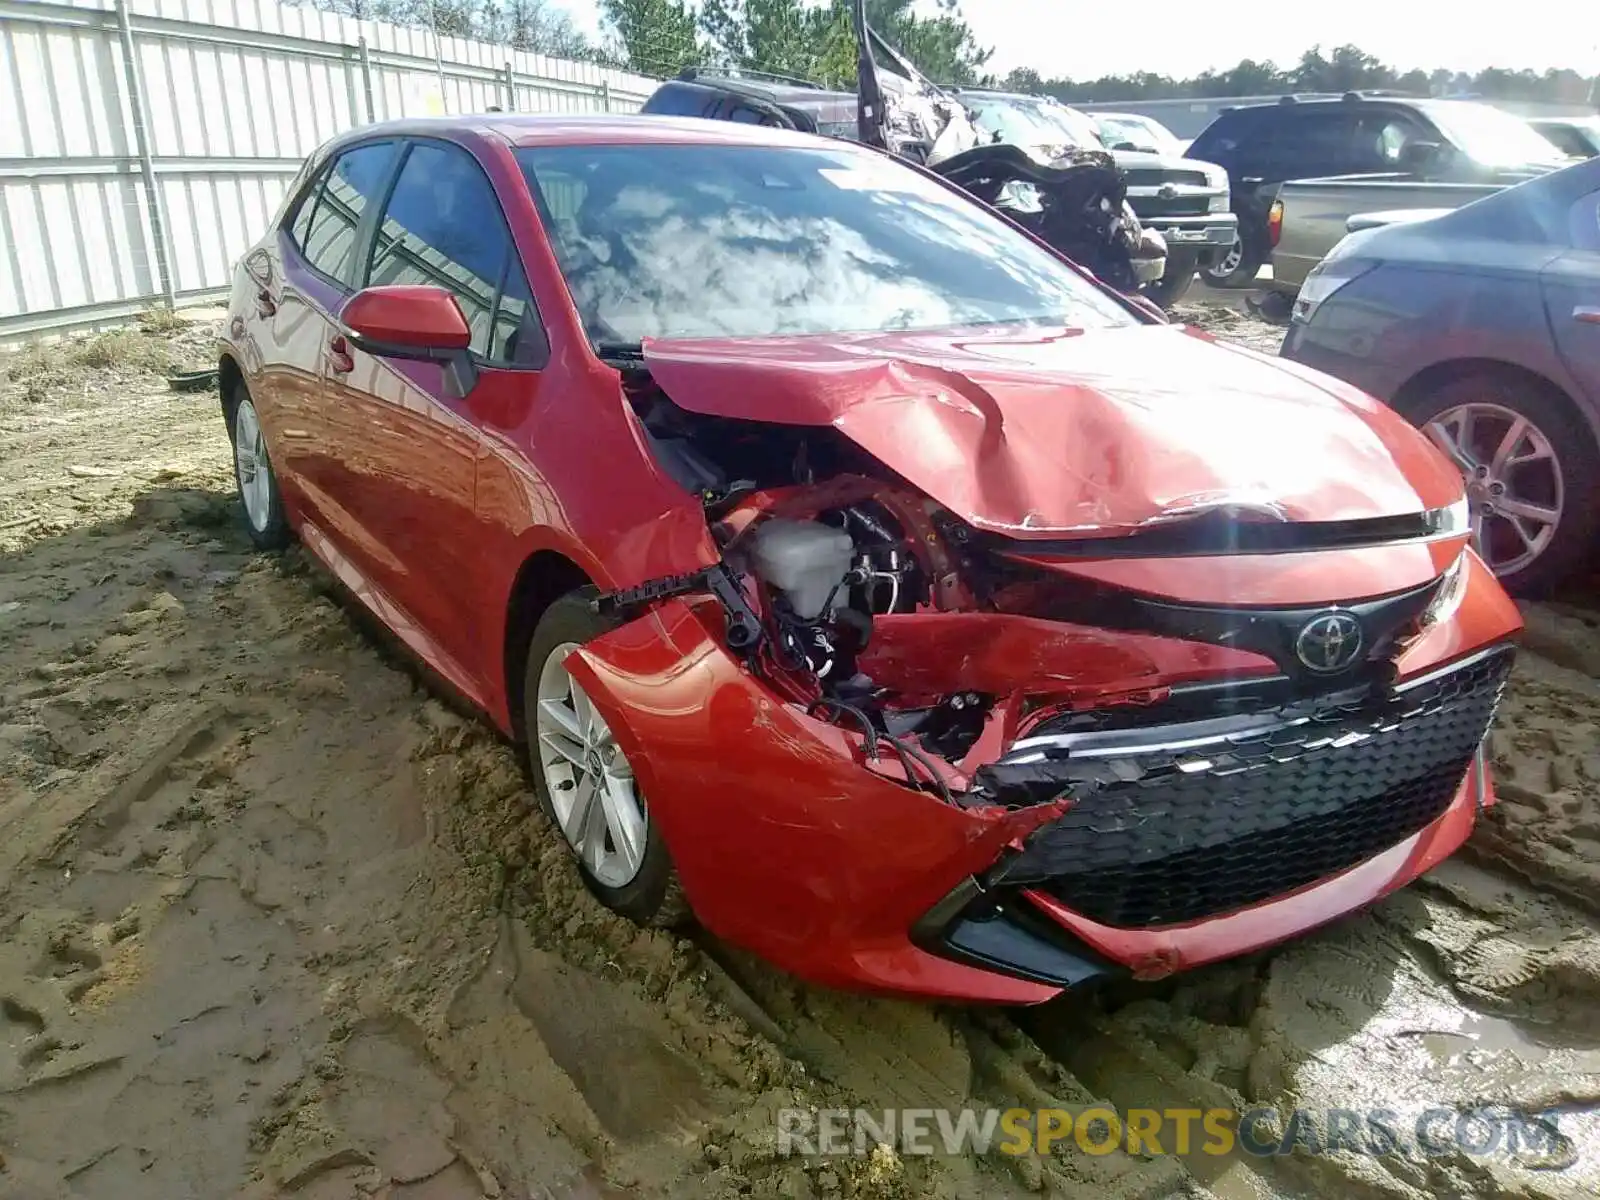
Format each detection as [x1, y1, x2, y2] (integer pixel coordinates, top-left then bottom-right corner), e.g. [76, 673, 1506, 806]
[564, 550, 1521, 1003]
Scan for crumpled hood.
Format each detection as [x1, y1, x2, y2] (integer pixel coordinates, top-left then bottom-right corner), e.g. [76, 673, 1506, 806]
[640, 324, 1465, 539]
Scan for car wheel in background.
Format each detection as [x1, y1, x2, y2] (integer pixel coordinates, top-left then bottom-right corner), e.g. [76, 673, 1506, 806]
[1200, 231, 1262, 289]
[228, 386, 290, 550]
[1142, 251, 1197, 308]
[522, 590, 689, 927]
[1400, 373, 1600, 597]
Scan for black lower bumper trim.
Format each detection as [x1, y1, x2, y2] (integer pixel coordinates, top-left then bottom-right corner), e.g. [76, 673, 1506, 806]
[912, 877, 1122, 991]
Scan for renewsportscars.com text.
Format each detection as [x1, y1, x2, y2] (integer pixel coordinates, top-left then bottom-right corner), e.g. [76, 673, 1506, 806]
[776, 1105, 1568, 1161]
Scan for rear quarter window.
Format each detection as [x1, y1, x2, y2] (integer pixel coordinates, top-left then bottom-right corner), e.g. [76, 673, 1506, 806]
[1189, 110, 1258, 162]
[289, 141, 399, 285]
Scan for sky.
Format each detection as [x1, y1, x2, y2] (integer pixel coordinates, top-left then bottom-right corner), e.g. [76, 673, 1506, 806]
[553, 0, 1600, 82]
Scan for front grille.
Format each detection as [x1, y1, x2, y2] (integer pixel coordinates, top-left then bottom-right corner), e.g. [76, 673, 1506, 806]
[1132, 196, 1212, 218]
[1123, 169, 1210, 188]
[988, 648, 1512, 928]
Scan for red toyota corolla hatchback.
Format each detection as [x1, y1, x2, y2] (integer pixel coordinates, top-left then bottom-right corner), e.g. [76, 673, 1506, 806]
[219, 115, 1522, 1004]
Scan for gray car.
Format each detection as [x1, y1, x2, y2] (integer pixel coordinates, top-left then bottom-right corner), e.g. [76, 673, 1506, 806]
[1280, 156, 1600, 595]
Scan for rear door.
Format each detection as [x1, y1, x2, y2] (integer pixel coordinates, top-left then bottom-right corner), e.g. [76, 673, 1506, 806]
[273, 140, 402, 538]
[1542, 184, 1600, 406]
[320, 137, 550, 690]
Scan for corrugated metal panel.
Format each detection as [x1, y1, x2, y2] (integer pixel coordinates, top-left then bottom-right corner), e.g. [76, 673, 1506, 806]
[0, 0, 658, 340]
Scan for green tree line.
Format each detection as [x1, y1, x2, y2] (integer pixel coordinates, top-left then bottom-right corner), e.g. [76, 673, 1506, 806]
[1000, 45, 1598, 106]
[302, 0, 1597, 108]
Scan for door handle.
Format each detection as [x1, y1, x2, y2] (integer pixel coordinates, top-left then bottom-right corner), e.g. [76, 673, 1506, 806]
[326, 335, 355, 375]
[1575, 306, 1600, 325]
[255, 288, 277, 318]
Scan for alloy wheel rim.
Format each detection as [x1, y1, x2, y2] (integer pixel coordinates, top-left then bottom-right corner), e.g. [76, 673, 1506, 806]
[534, 641, 648, 889]
[1211, 234, 1243, 278]
[234, 398, 272, 532]
[1424, 401, 1564, 578]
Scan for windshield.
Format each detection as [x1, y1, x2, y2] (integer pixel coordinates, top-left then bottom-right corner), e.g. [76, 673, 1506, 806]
[516, 143, 1132, 347]
[1424, 101, 1567, 167]
[1097, 115, 1176, 154]
[967, 99, 1064, 148]
[1028, 103, 1108, 150]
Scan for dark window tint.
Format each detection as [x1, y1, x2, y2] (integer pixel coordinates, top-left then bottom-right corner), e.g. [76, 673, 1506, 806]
[1188, 110, 1260, 164]
[641, 82, 719, 118]
[728, 103, 773, 125]
[366, 140, 544, 366]
[297, 142, 397, 283]
[1540, 124, 1590, 158]
[1254, 110, 1366, 177]
[288, 167, 324, 248]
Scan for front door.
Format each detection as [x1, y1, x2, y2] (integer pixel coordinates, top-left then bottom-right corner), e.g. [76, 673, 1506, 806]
[1542, 186, 1600, 408]
[273, 140, 401, 541]
[320, 137, 549, 695]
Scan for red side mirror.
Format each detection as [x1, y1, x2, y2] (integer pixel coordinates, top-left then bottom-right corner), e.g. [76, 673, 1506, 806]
[342, 285, 471, 353]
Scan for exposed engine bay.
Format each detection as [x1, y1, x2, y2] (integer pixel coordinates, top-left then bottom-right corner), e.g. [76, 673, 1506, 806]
[596, 368, 1477, 818]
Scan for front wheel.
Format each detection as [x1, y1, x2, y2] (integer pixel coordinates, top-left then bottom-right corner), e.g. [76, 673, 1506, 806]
[1142, 252, 1198, 308]
[1200, 230, 1263, 289]
[1399, 373, 1600, 597]
[522, 590, 689, 927]
[229, 386, 290, 550]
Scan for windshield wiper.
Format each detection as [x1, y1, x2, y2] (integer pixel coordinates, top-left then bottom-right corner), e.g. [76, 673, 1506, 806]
[593, 340, 645, 367]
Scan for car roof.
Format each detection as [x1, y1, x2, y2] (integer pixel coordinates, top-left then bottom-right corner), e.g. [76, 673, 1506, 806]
[709, 77, 855, 104]
[957, 89, 1047, 102]
[1531, 115, 1600, 129]
[324, 113, 845, 153]
[1219, 96, 1425, 117]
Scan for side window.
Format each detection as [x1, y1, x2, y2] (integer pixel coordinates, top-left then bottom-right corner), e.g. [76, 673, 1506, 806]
[365, 141, 546, 367]
[1265, 111, 1362, 176]
[288, 166, 325, 249]
[1357, 115, 1428, 171]
[728, 103, 774, 125]
[1541, 125, 1587, 158]
[1189, 114, 1248, 166]
[295, 142, 398, 284]
[645, 83, 716, 118]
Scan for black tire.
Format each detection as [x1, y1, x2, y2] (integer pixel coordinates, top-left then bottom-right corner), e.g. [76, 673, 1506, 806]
[1142, 253, 1197, 308]
[226, 382, 291, 551]
[1394, 371, 1600, 598]
[1201, 230, 1264, 289]
[521, 589, 689, 928]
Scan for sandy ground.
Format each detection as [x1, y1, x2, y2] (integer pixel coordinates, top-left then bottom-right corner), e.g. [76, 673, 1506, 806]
[1, 308, 1598, 1200]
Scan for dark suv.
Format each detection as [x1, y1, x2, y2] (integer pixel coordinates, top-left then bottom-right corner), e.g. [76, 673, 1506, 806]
[1187, 94, 1570, 286]
[641, 73, 861, 142]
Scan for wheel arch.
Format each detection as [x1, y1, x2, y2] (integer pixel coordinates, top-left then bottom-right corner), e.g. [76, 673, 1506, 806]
[1389, 357, 1600, 455]
[502, 548, 595, 740]
[218, 351, 244, 428]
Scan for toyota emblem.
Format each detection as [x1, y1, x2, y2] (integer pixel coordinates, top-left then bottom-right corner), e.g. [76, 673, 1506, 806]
[1295, 612, 1364, 673]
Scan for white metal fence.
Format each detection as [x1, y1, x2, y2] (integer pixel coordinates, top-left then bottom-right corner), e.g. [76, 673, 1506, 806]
[0, 0, 660, 340]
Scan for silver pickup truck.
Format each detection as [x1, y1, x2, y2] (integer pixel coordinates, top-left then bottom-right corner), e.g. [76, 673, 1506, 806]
[1266, 175, 1503, 294]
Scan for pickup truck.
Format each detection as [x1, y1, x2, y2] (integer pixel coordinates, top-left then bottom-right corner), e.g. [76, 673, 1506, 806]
[954, 90, 1236, 306]
[1267, 176, 1503, 295]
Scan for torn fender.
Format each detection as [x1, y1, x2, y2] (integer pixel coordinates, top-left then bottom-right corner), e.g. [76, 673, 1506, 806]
[558, 597, 1065, 994]
[640, 326, 1463, 540]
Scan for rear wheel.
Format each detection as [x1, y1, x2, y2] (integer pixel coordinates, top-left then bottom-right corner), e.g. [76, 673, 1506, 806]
[1398, 372, 1600, 596]
[521, 590, 689, 927]
[229, 386, 290, 550]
